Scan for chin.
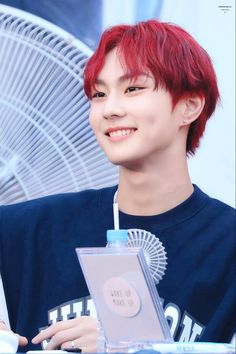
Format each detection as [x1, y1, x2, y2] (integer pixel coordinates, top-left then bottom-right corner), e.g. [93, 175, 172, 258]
[107, 155, 140, 168]
[105, 153, 127, 165]
[103, 146, 143, 167]
[107, 157, 126, 166]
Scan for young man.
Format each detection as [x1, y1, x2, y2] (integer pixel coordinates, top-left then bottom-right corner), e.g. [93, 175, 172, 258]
[0, 20, 235, 352]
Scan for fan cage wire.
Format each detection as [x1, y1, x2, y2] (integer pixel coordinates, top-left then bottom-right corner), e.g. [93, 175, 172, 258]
[0, 5, 118, 205]
[127, 229, 168, 284]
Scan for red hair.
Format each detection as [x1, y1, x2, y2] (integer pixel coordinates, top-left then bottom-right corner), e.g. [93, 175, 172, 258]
[84, 20, 220, 155]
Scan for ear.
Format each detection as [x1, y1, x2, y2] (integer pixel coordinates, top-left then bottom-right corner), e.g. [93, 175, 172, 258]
[179, 95, 205, 127]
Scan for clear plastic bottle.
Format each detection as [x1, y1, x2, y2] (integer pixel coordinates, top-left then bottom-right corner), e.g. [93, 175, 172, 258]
[106, 229, 128, 247]
[97, 229, 129, 352]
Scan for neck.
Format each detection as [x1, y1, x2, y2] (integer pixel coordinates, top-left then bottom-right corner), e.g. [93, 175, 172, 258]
[116, 155, 193, 216]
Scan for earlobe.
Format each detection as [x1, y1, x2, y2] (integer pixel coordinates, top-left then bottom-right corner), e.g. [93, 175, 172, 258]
[180, 95, 205, 126]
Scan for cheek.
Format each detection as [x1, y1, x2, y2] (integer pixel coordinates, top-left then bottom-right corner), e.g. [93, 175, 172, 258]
[88, 113, 94, 129]
[89, 104, 103, 130]
[131, 97, 159, 124]
[137, 111, 159, 132]
[145, 114, 157, 126]
[88, 109, 99, 132]
[88, 112, 104, 146]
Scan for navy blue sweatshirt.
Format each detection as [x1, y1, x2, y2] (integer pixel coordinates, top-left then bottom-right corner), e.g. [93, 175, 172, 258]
[0, 185, 235, 351]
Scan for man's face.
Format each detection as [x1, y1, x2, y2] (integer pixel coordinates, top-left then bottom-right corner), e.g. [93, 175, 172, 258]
[89, 49, 183, 168]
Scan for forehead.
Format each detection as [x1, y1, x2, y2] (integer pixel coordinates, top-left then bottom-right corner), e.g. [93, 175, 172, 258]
[96, 49, 152, 84]
[97, 49, 127, 79]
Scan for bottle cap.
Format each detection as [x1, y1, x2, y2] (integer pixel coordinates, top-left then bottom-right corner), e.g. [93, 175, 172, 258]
[106, 229, 128, 243]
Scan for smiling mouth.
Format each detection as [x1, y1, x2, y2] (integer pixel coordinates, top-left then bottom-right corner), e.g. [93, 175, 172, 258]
[106, 128, 137, 139]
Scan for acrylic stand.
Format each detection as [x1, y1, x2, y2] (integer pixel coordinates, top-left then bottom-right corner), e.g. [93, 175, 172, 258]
[76, 246, 173, 352]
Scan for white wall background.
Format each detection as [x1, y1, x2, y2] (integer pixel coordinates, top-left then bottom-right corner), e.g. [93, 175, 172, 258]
[160, 0, 235, 207]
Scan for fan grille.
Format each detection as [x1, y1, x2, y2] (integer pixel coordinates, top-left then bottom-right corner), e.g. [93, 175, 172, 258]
[127, 229, 168, 284]
[0, 6, 118, 205]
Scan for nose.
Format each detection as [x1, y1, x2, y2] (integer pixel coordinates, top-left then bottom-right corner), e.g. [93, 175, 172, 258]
[103, 94, 125, 120]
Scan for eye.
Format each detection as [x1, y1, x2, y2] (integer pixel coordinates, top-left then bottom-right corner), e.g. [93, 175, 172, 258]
[126, 86, 144, 93]
[91, 91, 106, 99]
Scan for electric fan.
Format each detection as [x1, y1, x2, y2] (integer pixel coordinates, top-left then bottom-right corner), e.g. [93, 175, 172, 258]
[127, 229, 167, 284]
[0, 4, 118, 205]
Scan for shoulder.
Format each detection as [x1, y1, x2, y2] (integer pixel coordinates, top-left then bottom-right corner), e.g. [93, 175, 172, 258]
[205, 191, 235, 220]
[179, 185, 235, 246]
[194, 185, 235, 217]
[0, 190, 88, 216]
[194, 186, 235, 247]
[0, 186, 116, 227]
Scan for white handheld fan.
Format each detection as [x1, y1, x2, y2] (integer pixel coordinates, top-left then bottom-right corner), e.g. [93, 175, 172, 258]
[127, 229, 167, 284]
[0, 4, 118, 205]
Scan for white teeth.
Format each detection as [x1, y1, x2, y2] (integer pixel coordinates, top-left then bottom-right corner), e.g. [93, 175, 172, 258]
[109, 129, 135, 137]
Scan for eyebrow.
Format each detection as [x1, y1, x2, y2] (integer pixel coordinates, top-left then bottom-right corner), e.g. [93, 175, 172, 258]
[95, 73, 151, 86]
